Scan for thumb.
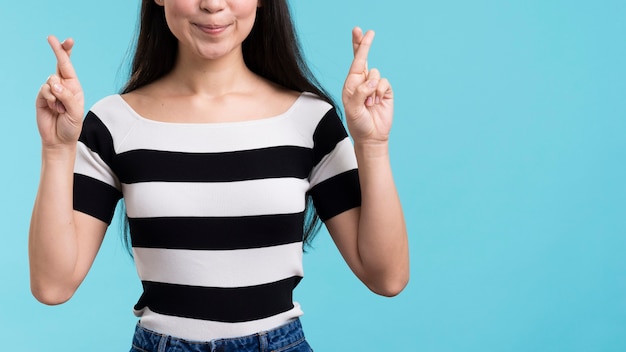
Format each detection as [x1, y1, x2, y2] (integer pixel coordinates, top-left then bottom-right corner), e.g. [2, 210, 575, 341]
[348, 68, 380, 108]
[355, 78, 378, 101]
[50, 82, 82, 121]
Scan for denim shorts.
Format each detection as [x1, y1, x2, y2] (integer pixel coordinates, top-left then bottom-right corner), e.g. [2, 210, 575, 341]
[130, 318, 313, 352]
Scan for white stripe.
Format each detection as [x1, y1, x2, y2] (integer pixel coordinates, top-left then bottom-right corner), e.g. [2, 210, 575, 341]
[116, 117, 313, 154]
[134, 304, 303, 341]
[309, 137, 358, 189]
[133, 243, 304, 288]
[74, 142, 120, 190]
[123, 178, 309, 218]
[98, 94, 332, 154]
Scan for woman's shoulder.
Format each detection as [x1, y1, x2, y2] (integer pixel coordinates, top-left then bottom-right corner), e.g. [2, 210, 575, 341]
[88, 94, 128, 118]
[261, 80, 334, 113]
[296, 91, 334, 109]
[84, 94, 141, 135]
[291, 92, 337, 121]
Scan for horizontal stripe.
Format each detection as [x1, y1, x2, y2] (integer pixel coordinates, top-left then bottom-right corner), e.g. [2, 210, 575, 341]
[73, 174, 122, 224]
[133, 243, 304, 288]
[135, 276, 302, 323]
[312, 109, 348, 166]
[309, 169, 361, 221]
[308, 138, 358, 189]
[75, 142, 120, 189]
[106, 94, 332, 154]
[135, 305, 303, 341]
[130, 212, 304, 250]
[114, 146, 313, 184]
[78, 112, 116, 167]
[123, 178, 308, 218]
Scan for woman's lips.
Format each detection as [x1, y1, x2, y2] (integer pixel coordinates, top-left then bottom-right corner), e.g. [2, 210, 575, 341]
[195, 23, 231, 35]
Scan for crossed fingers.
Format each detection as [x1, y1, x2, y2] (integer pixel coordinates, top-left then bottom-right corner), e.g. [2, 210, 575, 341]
[48, 35, 76, 79]
[346, 27, 392, 108]
[349, 27, 373, 77]
[39, 36, 78, 114]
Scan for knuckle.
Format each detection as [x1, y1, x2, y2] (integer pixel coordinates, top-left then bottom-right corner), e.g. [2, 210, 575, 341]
[41, 87, 53, 99]
[356, 84, 370, 95]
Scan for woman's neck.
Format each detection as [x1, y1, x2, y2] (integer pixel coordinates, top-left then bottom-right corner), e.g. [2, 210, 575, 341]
[164, 46, 259, 97]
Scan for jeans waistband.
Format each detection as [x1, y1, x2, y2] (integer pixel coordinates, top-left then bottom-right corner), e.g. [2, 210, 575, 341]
[132, 318, 306, 352]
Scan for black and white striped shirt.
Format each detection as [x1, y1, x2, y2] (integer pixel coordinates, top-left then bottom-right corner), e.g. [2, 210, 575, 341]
[73, 92, 361, 341]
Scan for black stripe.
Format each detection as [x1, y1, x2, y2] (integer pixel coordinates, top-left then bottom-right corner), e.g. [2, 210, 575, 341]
[73, 174, 122, 224]
[78, 111, 116, 168]
[309, 169, 361, 221]
[312, 109, 348, 166]
[113, 146, 313, 184]
[134, 276, 302, 323]
[130, 213, 305, 250]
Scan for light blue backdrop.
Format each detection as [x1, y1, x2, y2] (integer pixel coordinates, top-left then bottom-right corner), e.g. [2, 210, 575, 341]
[1, 0, 625, 351]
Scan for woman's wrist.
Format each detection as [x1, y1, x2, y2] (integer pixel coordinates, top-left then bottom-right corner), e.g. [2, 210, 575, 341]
[41, 143, 77, 163]
[354, 140, 390, 160]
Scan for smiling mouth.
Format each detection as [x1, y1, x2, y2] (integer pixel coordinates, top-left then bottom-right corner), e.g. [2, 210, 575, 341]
[195, 23, 231, 34]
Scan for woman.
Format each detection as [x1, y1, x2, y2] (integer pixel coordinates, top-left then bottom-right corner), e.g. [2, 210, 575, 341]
[30, 0, 409, 350]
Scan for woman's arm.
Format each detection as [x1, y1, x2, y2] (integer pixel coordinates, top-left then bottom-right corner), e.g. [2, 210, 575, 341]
[29, 36, 106, 305]
[325, 27, 409, 297]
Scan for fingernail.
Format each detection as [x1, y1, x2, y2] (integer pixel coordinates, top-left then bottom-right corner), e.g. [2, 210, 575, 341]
[366, 97, 373, 106]
[53, 84, 63, 93]
[56, 102, 66, 114]
[368, 80, 378, 89]
[375, 96, 381, 104]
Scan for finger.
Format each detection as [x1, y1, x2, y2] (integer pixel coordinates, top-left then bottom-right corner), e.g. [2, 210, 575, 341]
[55, 101, 67, 114]
[352, 27, 363, 57]
[45, 75, 71, 114]
[61, 38, 74, 58]
[47, 35, 77, 79]
[367, 68, 381, 84]
[43, 75, 62, 111]
[365, 68, 381, 106]
[352, 27, 367, 73]
[352, 77, 380, 108]
[38, 83, 59, 112]
[349, 29, 374, 75]
[375, 78, 393, 103]
[43, 85, 65, 114]
[51, 81, 82, 116]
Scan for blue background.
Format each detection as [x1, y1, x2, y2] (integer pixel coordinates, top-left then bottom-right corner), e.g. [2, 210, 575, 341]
[1, 0, 625, 350]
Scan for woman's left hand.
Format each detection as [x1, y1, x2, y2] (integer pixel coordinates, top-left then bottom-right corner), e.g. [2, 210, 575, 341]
[342, 27, 394, 145]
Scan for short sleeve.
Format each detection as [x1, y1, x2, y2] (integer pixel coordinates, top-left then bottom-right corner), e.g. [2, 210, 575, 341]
[307, 109, 361, 221]
[73, 111, 123, 224]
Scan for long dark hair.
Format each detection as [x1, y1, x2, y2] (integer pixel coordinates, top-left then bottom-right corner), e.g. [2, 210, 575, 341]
[120, 0, 335, 251]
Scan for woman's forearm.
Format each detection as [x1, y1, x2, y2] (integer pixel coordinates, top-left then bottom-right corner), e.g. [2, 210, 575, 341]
[29, 146, 81, 304]
[354, 141, 409, 296]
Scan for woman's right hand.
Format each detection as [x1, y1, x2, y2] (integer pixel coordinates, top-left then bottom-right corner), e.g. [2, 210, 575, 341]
[36, 36, 84, 149]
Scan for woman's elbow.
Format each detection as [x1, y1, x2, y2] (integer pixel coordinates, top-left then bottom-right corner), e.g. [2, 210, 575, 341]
[367, 273, 410, 297]
[30, 281, 76, 306]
